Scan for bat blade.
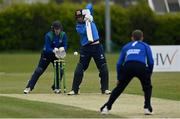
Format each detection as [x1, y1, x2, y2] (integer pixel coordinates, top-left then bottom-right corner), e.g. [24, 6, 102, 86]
[86, 21, 94, 42]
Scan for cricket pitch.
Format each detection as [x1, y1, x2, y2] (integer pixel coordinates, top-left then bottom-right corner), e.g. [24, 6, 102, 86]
[0, 93, 179, 118]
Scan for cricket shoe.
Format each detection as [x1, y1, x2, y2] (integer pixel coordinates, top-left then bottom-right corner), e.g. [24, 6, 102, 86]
[100, 105, 109, 115]
[67, 90, 79, 95]
[102, 90, 111, 95]
[144, 108, 153, 115]
[54, 89, 61, 94]
[23, 87, 31, 94]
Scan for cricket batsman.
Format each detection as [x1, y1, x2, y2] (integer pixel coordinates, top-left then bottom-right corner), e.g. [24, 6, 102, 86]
[24, 20, 68, 94]
[68, 3, 111, 95]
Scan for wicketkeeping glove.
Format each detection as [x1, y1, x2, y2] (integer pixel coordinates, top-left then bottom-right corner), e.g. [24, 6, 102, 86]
[53, 47, 66, 59]
[53, 48, 59, 54]
[58, 47, 66, 59]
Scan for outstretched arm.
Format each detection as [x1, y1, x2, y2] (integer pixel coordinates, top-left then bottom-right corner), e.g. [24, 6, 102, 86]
[146, 46, 154, 73]
[86, 3, 93, 15]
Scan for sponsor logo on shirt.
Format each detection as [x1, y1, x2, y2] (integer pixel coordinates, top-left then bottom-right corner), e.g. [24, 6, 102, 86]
[127, 49, 141, 55]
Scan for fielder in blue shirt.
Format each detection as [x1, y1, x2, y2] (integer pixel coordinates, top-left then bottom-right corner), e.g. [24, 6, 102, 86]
[100, 30, 154, 115]
[24, 20, 68, 94]
[67, 3, 111, 95]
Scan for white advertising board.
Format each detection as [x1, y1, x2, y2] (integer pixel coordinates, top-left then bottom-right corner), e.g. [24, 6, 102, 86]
[151, 46, 180, 72]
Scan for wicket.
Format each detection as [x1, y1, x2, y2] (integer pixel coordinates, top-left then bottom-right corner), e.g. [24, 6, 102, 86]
[53, 59, 66, 93]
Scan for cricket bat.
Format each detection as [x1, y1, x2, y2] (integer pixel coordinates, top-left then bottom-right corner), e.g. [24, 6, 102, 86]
[86, 20, 94, 42]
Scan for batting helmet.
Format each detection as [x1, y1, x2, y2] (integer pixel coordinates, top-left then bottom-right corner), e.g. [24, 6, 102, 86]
[75, 9, 84, 19]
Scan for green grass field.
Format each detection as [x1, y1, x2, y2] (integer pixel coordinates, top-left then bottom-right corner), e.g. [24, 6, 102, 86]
[0, 96, 119, 118]
[0, 53, 180, 117]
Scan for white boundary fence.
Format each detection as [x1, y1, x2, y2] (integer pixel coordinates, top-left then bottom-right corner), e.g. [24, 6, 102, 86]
[151, 45, 180, 72]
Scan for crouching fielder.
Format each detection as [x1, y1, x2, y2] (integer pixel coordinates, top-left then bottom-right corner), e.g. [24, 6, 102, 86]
[100, 30, 154, 115]
[67, 3, 111, 95]
[24, 20, 67, 94]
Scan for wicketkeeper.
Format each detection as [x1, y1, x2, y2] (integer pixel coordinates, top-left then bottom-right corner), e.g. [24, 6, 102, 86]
[24, 20, 68, 94]
[67, 3, 111, 95]
[100, 30, 154, 115]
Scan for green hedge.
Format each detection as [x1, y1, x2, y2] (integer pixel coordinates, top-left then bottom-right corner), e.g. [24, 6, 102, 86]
[0, 3, 82, 51]
[0, 2, 180, 52]
[153, 14, 180, 45]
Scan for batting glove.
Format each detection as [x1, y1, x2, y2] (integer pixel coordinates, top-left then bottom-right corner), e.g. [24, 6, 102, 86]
[84, 14, 93, 22]
[82, 9, 91, 15]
